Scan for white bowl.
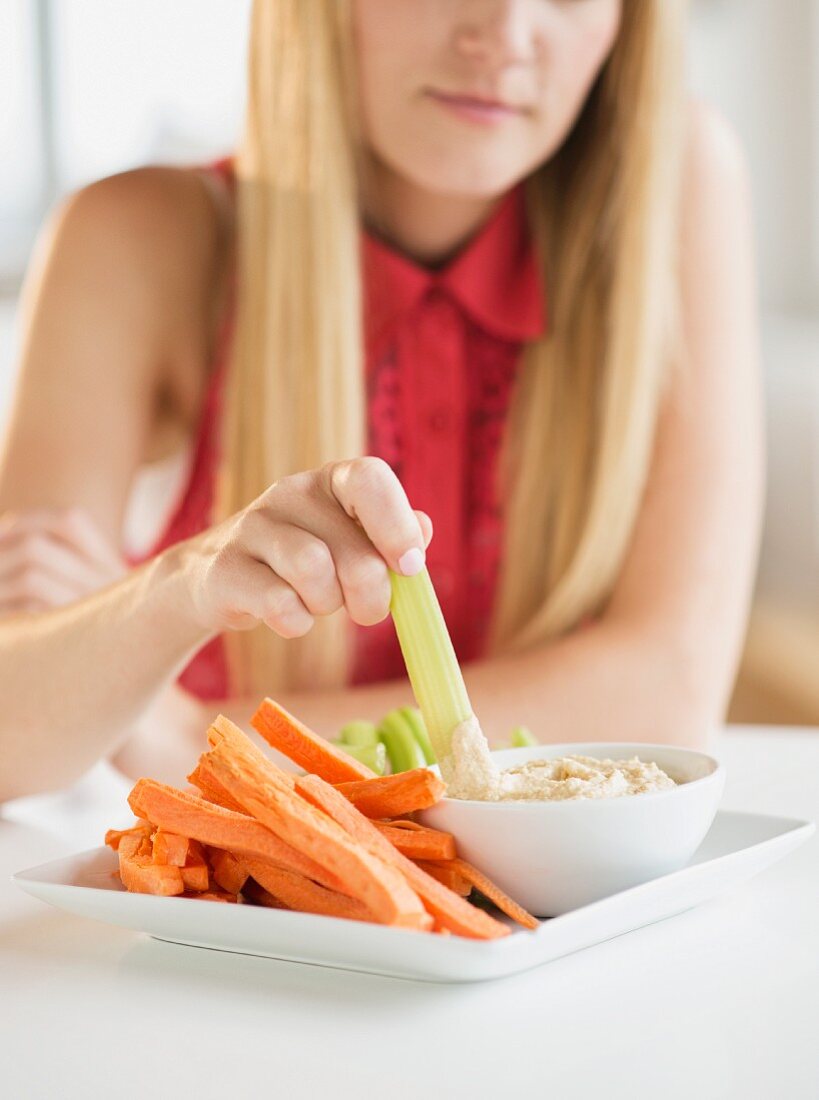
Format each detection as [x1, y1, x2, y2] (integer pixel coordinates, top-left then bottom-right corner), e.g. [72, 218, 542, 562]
[418, 743, 724, 917]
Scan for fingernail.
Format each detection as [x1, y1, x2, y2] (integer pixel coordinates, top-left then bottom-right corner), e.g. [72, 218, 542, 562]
[398, 547, 425, 577]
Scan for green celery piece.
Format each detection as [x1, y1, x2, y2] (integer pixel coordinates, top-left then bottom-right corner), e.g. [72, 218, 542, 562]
[338, 720, 379, 747]
[509, 726, 537, 748]
[378, 710, 426, 774]
[333, 740, 387, 775]
[389, 568, 473, 764]
[399, 706, 437, 765]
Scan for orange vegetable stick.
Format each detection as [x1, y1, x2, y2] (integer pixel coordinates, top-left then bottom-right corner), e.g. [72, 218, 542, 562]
[180, 862, 210, 893]
[208, 848, 249, 895]
[118, 849, 184, 896]
[241, 858, 373, 924]
[187, 763, 247, 814]
[414, 860, 472, 897]
[207, 714, 296, 789]
[252, 697, 376, 783]
[185, 888, 238, 903]
[241, 878, 289, 910]
[105, 821, 152, 851]
[333, 770, 445, 818]
[128, 779, 344, 894]
[295, 774, 509, 940]
[448, 859, 539, 931]
[205, 743, 430, 930]
[152, 831, 194, 867]
[372, 821, 457, 861]
[117, 832, 153, 859]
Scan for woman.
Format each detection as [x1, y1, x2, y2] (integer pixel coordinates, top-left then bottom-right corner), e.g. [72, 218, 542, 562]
[0, 0, 761, 800]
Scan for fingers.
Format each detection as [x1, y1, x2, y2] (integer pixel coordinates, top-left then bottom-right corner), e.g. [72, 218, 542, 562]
[324, 458, 427, 577]
[240, 508, 388, 627]
[415, 510, 434, 549]
[186, 458, 433, 637]
[0, 508, 124, 578]
[213, 555, 315, 639]
[0, 564, 81, 610]
[0, 529, 108, 591]
[239, 517, 343, 617]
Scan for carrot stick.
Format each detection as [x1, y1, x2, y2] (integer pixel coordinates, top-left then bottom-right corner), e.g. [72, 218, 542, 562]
[449, 859, 539, 931]
[295, 774, 509, 940]
[128, 779, 344, 894]
[252, 698, 376, 783]
[241, 858, 373, 924]
[152, 831, 194, 867]
[117, 832, 153, 859]
[187, 762, 247, 814]
[185, 888, 238, 903]
[372, 821, 457, 861]
[180, 861, 210, 893]
[118, 849, 184, 896]
[105, 821, 152, 851]
[208, 848, 249, 895]
[241, 878, 289, 910]
[205, 742, 430, 930]
[333, 769, 445, 818]
[207, 714, 296, 789]
[414, 860, 472, 896]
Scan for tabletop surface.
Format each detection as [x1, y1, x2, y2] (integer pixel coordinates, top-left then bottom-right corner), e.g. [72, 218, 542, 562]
[2, 724, 817, 1100]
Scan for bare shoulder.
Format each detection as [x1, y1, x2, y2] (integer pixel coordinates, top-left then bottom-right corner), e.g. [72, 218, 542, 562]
[0, 165, 231, 532]
[681, 101, 751, 232]
[41, 165, 227, 353]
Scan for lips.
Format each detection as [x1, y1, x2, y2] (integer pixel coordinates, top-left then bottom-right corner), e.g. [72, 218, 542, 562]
[424, 88, 529, 125]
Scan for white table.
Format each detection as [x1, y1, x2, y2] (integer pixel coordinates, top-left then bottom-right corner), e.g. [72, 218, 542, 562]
[2, 725, 817, 1100]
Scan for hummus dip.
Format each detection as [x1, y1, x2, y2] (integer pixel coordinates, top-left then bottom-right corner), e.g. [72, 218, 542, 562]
[441, 716, 676, 802]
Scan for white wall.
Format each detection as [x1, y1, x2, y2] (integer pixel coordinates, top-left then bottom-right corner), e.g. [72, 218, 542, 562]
[689, 0, 818, 314]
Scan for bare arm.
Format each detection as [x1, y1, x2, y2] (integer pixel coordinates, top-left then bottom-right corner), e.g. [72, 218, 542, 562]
[0, 170, 225, 796]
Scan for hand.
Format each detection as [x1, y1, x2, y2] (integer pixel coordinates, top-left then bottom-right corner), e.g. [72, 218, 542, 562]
[181, 457, 434, 639]
[0, 508, 125, 616]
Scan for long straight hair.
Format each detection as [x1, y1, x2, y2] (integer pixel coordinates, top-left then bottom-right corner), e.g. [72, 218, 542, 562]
[219, 0, 687, 695]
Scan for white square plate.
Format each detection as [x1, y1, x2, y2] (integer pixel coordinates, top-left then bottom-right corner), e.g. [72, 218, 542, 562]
[13, 809, 813, 983]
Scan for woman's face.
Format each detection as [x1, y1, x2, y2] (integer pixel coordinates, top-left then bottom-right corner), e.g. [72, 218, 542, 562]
[353, 0, 622, 198]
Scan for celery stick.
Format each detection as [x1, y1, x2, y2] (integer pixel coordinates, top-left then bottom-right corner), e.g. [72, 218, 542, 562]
[509, 726, 537, 748]
[338, 720, 379, 747]
[389, 568, 473, 764]
[399, 706, 437, 765]
[333, 740, 387, 775]
[378, 711, 426, 774]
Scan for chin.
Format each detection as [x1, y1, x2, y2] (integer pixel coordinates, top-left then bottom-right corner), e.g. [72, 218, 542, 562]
[392, 151, 536, 201]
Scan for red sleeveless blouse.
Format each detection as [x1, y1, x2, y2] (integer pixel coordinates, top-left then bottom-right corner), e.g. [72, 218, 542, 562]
[137, 159, 546, 699]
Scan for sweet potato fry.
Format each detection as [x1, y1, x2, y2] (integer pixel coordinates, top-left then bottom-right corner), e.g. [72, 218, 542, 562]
[184, 888, 238, 903]
[207, 715, 296, 788]
[241, 858, 373, 924]
[295, 774, 509, 940]
[372, 821, 456, 861]
[205, 742, 430, 930]
[333, 769, 445, 818]
[105, 821, 152, 851]
[128, 779, 344, 893]
[208, 848, 249, 895]
[118, 849, 184, 896]
[448, 859, 539, 931]
[152, 831, 194, 867]
[117, 833, 153, 860]
[252, 698, 376, 783]
[187, 762, 247, 814]
[413, 860, 472, 896]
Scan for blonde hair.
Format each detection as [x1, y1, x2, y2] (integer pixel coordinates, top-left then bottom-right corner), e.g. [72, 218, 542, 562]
[220, 0, 687, 696]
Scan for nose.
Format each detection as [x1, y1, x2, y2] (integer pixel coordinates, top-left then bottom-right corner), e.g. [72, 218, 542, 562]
[453, 0, 539, 67]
